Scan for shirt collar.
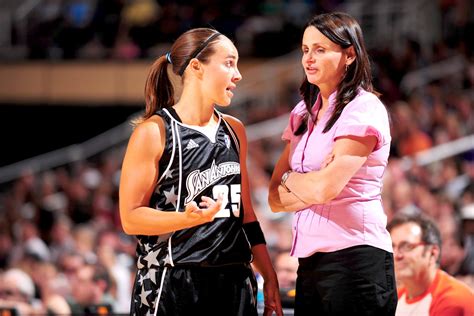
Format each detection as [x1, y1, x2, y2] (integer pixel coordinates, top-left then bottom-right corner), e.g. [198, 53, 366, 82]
[312, 90, 338, 119]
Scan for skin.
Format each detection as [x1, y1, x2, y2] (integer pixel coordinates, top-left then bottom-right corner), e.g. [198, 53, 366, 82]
[268, 26, 377, 212]
[119, 36, 282, 315]
[390, 222, 438, 299]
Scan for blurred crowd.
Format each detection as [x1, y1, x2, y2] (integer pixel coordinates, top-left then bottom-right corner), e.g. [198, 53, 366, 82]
[22, 0, 324, 60]
[1, 0, 473, 314]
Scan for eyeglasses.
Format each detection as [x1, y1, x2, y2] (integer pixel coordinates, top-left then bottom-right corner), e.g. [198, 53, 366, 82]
[392, 241, 426, 254]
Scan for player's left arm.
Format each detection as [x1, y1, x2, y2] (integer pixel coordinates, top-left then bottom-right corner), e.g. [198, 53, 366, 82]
[223, 114, 282, 316]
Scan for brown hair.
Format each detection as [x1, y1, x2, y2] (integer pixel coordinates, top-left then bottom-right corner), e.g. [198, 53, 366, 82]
[387, 213, 442, 264]
[136, 28, 222, 124]
[296, 12, 377, 135]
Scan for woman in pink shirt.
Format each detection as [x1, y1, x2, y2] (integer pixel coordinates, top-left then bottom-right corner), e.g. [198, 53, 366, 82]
[268, 12, 397, 315]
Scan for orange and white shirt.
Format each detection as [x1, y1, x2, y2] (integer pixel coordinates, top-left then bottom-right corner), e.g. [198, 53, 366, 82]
[396, 270, 474, 316]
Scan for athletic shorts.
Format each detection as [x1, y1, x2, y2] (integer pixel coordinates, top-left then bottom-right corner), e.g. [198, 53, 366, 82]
[131, 264, 258, 316]
[295, 245, 398, 316]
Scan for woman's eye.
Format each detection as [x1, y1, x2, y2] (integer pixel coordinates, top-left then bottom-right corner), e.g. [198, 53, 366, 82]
[316, 48, 325, 54]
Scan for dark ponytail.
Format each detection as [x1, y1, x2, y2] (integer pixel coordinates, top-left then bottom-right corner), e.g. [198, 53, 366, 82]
[143, 56, 174, 120]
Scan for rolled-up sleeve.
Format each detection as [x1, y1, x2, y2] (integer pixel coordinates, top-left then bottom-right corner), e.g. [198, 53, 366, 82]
[333, 95, 389, 151]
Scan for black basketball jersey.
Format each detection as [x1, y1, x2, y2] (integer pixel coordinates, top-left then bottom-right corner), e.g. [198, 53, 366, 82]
[135, 108, 252, 269]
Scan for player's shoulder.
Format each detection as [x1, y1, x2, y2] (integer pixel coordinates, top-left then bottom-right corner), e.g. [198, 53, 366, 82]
[131, 115, 165, 141]
[221, 113, 245, 132]
[221, 113, 243, 125]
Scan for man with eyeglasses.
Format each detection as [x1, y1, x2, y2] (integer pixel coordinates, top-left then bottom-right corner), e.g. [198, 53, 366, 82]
[388, 213, 473, 316]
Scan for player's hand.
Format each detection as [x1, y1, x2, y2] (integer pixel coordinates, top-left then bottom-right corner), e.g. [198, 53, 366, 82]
[184, 195, 223, 223]
[263, 276, 283, 316]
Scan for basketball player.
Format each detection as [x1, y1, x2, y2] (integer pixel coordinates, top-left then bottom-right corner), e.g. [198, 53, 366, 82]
[119, 28, 282, 316]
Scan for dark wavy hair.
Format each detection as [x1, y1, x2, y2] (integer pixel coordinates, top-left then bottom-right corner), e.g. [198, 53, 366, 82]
[296, 12, 377, 135]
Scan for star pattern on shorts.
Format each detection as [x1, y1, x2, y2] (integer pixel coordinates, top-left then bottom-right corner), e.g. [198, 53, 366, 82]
[138, 273, 147, 285]
[143, 248, 161, 268]
[148, 268, 157, 284]
[139, 285, 152, 307]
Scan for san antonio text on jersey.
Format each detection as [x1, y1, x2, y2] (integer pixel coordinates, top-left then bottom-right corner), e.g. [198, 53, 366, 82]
[135, 108, 252, 270]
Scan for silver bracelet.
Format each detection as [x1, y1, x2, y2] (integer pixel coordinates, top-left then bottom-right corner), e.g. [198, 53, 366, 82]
[280, 170, 293, 193]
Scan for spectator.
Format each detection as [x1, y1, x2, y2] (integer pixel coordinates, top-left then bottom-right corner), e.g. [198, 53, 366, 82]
[274, 250, 298, 290]
[388, 213, 474, 315]
[0, 268, 42, 315]
[69, 263, 115, 314]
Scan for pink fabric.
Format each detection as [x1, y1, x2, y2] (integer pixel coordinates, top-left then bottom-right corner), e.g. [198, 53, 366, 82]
[283, 89, 393, 257]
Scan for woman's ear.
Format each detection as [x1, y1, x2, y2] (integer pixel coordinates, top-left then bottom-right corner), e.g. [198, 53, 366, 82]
[186, 58, 204, 79]
[345, 46, 356, 66]
[189, 58, 202, 72]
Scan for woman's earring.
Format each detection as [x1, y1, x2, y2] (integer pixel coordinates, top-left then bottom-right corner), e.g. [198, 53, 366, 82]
[343, 64, 349, 79]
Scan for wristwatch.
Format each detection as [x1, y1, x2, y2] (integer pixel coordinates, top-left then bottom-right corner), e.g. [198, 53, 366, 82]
[280, 170, 293, 193]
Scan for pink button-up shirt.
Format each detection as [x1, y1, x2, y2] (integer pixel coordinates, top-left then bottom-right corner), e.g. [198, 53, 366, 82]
[282, 89, 393, 257]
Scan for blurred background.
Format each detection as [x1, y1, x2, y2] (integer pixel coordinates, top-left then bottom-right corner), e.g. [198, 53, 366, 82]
[0, 0, 472, 314]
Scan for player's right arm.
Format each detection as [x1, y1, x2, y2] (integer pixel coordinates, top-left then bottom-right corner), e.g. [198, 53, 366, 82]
[119, 116, 221, 236]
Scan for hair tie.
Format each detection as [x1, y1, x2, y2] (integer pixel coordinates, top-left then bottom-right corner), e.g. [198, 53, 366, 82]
[165, 52, 172, 64]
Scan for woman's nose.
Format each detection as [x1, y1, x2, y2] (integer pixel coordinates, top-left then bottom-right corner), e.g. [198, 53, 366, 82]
[233, 68, 242, 82]
[303, 53, 314, 64]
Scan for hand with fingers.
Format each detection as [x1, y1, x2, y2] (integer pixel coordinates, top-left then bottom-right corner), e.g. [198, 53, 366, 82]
[263, 277, 283, 316]
[184, 195, 223, 224]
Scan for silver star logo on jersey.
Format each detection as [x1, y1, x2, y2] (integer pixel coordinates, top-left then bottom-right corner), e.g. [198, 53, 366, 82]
[163, 185, 178, 208]
[164, 168, 174, 179]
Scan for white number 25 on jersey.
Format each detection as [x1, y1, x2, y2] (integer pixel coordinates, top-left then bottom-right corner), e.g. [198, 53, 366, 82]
[212, 184, 241, 217]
